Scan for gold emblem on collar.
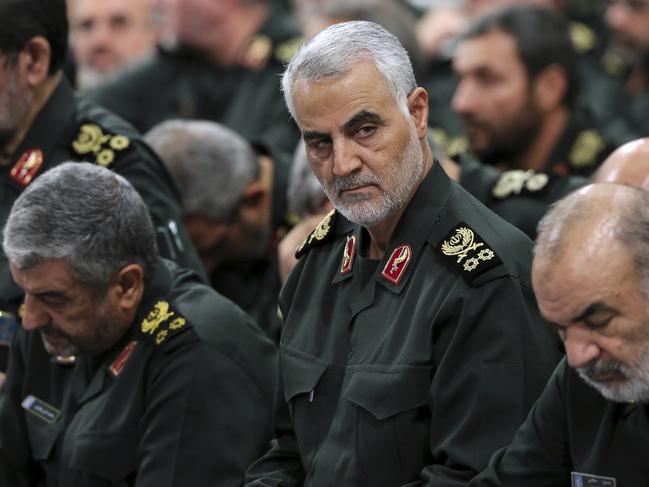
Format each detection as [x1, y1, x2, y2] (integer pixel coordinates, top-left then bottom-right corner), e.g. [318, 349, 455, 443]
[569, 130, 605, 168]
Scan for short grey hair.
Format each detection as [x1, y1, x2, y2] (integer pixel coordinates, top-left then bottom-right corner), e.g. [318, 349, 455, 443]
[3, 162, 158, 292]
[536, 184, 649, 293]
[281, 20, 417, 120]
[145, 120, 260, 221]
[287, 141, 328, 217]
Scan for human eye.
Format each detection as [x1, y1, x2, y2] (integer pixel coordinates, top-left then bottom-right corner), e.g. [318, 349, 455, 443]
[356, 125, 377, 139]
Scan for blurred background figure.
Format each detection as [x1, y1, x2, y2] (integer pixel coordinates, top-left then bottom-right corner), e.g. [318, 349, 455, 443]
[88, 0, 302, 155]
[146, 120, 290, 341]
[278, 141, 332, 283]
[68, 0, 160, 89]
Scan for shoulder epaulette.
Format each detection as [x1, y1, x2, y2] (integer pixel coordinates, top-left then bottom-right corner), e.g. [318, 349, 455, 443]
[436, 223, 502, 285]
[492, 169, 549, 199]
[429, 127, 468, 158]
[71, 122, 132, 167]
[138, 300, 190, 346]
[295, 209, 338, 259]
[569, 130, 605, 169]
[274, 36, 303, 64]
[570, 21, 597, 54]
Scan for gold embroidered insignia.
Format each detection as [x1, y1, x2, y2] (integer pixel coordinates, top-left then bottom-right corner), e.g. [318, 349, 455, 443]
[141, 301, 174, 334]
[492, 170, 549, 199]
[10, 149, 43, 187]
[169, 317, 186, 330]
[570, 22, 596, 54]
[438, 223, 502, 280]
[155, 329, 169, 345]
[71, 124, 131, 167]
[382, 245, 412, 285]
[569, 130, 605, 168]
[296, 209, 337, 258]
[275, 36, 303, 64]
[340, 235, 357, 275]
[241, 34, 272, 70]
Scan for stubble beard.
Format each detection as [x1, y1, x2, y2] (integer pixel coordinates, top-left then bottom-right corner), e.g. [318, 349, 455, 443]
[321, 125, 425, 227]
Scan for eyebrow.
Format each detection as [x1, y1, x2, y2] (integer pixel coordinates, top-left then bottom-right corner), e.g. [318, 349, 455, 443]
[569, 302, 616, 324]
[341, 110, 385, 134]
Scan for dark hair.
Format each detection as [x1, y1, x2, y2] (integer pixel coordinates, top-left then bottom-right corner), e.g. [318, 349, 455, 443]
[460, 5, 579, 108]
[0, 0, 68, 74]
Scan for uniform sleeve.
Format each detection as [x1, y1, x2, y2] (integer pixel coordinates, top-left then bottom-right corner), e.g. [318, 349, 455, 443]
[110, 142, 208, 283]
[0, 329, 41, 487]
[135, 341, 275, 487]
[243, 362, 305, 486]
[468, 360, 572, 487]
[419, 276, 564, 486]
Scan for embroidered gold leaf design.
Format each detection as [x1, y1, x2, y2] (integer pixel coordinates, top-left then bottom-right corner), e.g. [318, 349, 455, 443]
[141, 301, 174, 334]
[155, 329, 169, 345]
[441, 227, 483, 263]
[72, 124, 107, 155]
[169, 317, 186, 330]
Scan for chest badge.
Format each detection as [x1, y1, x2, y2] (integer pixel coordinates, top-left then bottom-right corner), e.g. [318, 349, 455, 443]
[571, 472, 616, 487]
[10, 149, 43, 187]
[340, 235, 357, 275]
[382, 245, 412, 285]
[109, 340, 138, 377]
[21, 395, 61, 424]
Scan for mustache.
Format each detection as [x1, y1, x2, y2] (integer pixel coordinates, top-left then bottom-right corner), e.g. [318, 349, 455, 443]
[40, 324, 72, 340]
[579, 358, 627, 382]
[333, 172, 381, 194]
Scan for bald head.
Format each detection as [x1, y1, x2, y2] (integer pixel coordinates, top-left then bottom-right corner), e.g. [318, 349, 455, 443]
[595, 138, 649, 190]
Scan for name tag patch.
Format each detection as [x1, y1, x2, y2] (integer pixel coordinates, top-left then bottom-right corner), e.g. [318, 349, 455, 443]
[21, 395, 61, 424]
[572, 472, 616, 487]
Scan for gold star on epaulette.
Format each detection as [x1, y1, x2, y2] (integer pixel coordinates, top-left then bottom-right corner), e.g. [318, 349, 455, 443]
[71, 123, 131, 167]
[492, 170, 549, 199]
[295, 209, 337, 259]
[569, 130, 605, 168]
[139, 300, 189, 346]
[437, 223, 502, 285]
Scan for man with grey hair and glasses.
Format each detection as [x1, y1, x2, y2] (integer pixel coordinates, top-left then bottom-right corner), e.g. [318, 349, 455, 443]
[0, 163, 277, 485]
[245, 20, 561, 486]
[469, 182, 649, 486]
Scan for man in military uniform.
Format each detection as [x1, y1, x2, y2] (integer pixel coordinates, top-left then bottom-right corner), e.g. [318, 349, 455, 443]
[469, 183, 649, 486]
[580, 0, 649, 147]
[0, 162, 277, 485]
[451, 6, 612, 178]
[88, 0, 302, 155]
[0, 0, 205, 371]
[244, 21, 562, 486]
[145, 120, 291, 341]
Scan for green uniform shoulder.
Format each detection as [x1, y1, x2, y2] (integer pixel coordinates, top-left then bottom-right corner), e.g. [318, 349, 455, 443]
[435, 222, 504, 286]
[295, 209, 339, 259]
[137, 299, 192, 348]
[70, 122, 134, 168]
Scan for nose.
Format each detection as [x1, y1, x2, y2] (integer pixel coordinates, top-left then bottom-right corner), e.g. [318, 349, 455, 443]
[332, 138, 362, 177]
[451, 80, 476, 116]
[563, 326, 601, 369]
[21, 294, 51, 332]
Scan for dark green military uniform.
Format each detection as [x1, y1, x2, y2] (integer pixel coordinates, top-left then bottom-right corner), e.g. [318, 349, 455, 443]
[0, 258, 277, 486]
[244, 162, 563, 486]
[469, 358, 649, 486]
[88, 7, 302, 155]
[0, 79, 206, 369]
[457, 156, 587, 239]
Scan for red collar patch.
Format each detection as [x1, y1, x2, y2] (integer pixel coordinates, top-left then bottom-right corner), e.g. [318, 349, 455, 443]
[340, 235, 357, 275]
[11, 149, 43, 187]
[382, 245, 412, 285]
[109, 340, 138, 377]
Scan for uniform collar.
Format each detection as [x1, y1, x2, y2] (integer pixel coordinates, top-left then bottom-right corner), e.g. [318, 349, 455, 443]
[331, 161, 451, 294]
[10, 78, 77, 169]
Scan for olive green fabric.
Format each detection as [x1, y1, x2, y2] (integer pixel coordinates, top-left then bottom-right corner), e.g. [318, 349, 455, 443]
[469, 358, 649, 486]
[245, 162, 563, 486]
[0, 79, 206, 369]
[88, 7, 301, 155]
[458, 156, 587, 239]
[0, 259, 277, 486]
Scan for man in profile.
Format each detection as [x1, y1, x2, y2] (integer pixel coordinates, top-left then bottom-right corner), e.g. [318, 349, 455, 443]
[0, 163, 277, 485]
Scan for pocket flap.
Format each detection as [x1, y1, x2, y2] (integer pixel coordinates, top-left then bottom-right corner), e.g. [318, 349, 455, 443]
[343, 367, 431, 421]
[27, 416, 63, 461]
[281, 349, 327, 402]
[68, 430, 137, 481]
